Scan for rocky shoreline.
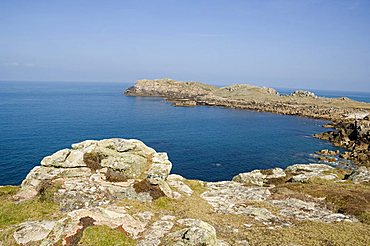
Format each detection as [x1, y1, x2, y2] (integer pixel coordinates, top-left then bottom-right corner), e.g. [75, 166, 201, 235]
[1, 138, 370, 245]
[125, 78, 370, 167]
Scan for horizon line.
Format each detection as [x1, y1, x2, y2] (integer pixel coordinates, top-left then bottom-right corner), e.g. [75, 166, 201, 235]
[1, 79, 369, 94]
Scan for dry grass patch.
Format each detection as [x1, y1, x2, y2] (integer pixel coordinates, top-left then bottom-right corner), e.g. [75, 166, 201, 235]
[243, 221, 370, 246]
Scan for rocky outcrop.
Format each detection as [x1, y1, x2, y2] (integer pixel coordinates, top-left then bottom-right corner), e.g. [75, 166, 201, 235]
[232, 168, 286, 186]
[3, 139, 370, 245]
[125, 78, 217, 99]
[315, 120, 370, 166]
[348, 166, 370, 183]
[289, 90, 318, 98]
[15, 138, 173, 208]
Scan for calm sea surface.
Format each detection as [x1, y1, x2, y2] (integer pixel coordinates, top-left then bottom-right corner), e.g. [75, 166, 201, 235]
[1, 81, 369, 185]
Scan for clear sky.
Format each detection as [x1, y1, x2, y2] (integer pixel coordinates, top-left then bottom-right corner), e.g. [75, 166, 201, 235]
[1, 0, 370, 91]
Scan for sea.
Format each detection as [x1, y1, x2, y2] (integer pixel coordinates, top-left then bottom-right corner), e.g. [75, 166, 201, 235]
[1, 81, 369, 185]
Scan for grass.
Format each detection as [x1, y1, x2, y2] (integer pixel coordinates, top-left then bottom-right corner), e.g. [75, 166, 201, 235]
[243, 221, 370, 246]
[78, 226, 136, 246]
[0, 185, 61, 245]
[0, 186, 19, 196]
[0, 185, 61, 229]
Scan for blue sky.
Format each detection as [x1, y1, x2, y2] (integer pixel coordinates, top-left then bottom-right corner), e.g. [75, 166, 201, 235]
[1, 0, 370, 91]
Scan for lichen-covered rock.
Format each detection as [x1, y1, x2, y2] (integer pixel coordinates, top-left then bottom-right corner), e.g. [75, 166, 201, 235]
[147, 153, 172, 185]
[14, 138, 175, 208]
[41, 149, 72, 167]
[201, 181, 271, 214]
[137, 215, 175, 246]
[67, 206, 147, 238]
[167, 174, 193, 196]
[285, 164, 336, 183]
[164, 219, 218, 246]
[232, 168, 286, 186]
[348, 166, 370, 183]
[270, 198, 356, 223]
[13, 221, 56, 245]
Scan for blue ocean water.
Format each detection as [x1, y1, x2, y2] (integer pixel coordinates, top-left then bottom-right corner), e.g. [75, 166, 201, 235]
[1, 82, 368, 185]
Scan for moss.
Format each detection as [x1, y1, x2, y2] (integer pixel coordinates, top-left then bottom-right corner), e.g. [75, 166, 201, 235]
[78, 225, 136, 246]
[83, 152, 106, 171]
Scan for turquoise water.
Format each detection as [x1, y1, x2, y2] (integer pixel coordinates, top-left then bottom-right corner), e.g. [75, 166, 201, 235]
[1, 81, 367, 185]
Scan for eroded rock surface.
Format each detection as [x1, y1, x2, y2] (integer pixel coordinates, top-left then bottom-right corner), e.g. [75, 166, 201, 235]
[4, 139, 370, 245]
[15, 138, 172, 208]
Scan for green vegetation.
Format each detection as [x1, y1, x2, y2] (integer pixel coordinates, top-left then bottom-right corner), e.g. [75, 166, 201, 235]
[78, 226, 136, 246]
[0, 186, 19, 196]
[0, 185, 60, 229]
[183, 179, 207, 194]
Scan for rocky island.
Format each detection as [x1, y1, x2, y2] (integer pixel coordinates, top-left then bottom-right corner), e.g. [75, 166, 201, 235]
[125, 79, 370, 167]
[1, 138, 370, 245]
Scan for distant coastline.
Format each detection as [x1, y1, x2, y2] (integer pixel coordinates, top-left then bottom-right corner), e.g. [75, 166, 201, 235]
[125, 78, 370, 167]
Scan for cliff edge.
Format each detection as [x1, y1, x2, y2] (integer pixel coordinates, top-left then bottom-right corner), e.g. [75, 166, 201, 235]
[1, 139, 370, 245]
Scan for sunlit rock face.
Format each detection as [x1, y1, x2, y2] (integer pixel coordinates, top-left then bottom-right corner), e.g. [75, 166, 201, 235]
[15, 138, 174, 209]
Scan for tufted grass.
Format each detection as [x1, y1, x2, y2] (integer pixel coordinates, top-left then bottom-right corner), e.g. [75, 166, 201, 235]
[78, 225, 136, 246]
[0, 185, 60, 229]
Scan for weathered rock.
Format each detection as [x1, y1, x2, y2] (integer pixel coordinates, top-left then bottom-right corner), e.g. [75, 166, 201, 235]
[232, 168, 286, 186]
[270, 198, 356, 223]
[289, 90, 318, 98]
[67, 206, 147, 238]
[348, 166, 370, 183]
[13, 221, 56, 245]
[164, 219, 218, 246]
[147, 153, 172, 185]
[15, 138, 175, 208]
[285, 164, 336, 182]
[167, 174, 193, 195]
[137, 215, 175, 246]
[201, 181, 271, 214]
[316, 149, 339, 156]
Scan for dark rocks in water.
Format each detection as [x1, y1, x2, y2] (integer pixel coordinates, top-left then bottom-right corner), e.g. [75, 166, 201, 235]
[315, 120, 370, 167]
